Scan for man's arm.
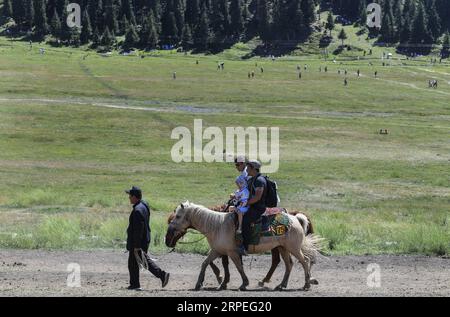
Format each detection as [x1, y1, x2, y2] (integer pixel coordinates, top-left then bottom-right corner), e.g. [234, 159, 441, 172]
[247, 187, 264, 206]
[132, 210, 145, 250]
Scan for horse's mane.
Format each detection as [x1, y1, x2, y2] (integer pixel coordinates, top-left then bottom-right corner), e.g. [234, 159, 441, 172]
[187, 203, 231, 233]
[167, 212, 175, 224]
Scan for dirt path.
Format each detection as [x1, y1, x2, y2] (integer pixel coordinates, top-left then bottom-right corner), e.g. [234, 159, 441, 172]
[0, 250, 448, 297]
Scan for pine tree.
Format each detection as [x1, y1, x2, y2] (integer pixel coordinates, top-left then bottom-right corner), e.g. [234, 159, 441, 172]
[185, 0, 200, 27]
[380, 1, 396, 44]
[101, 26, 115, 48]
[257, 0, 271, 43]
[230, 0, 244, 37]
[151, 0, 163, 34]
[211, 0, 230, 37]
[173, 0, 185, 38]
[139, 11, 159, 48]
[181, 24, 193, 50]
[326, 11, 335, 37]
[120, 15, 129, 35]
[393, 0, 403, 42]
[50, 8, 62, 38]
[80, 9, 93, 44]
[61, 0, 73, 42]
[162, 10, 179, 45]
[338, 28, 347, 46]
[242, 0, 251, 26]
[271, 0, 281, 38]
[34, 0, 50, 36]
[147, 13, 159, 49]
[24, 0, 35, 30]
[105, 0, 120, 35]
[302, 0, 316, 28]
[410, 1, 433, 51]
[95, 0, 105, 32]
[92, 27, 101, 47]
[426, 0, 441, 42]
[123, 24, 139, 49]
[442, 32, 450, 58]
[436, 0, 450, 33]
[3, 0, 13, 18]
[399, 0, 415, 45]
[123, 0, 136, 26]
[358, 0, 367, 27]
[293, 0, 305, 40]
[12, 0, 26, 25]
[195, 3, 212, 50]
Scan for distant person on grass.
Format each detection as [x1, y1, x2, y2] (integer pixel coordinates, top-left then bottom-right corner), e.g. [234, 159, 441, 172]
[125, 186, 170, 291]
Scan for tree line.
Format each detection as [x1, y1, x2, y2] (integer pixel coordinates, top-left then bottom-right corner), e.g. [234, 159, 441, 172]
[1, 0, 449, 55]
[327, 0, 450, 54]
[1, 0, 318, 51]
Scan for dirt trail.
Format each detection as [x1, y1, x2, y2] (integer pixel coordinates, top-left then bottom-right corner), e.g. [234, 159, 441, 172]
[0, 250, 448, 297]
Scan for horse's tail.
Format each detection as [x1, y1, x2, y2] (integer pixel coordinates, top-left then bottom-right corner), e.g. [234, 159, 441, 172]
[292, 212, 314, 235]
[301, 234, 325, 265]
[294, 213, 310, 235]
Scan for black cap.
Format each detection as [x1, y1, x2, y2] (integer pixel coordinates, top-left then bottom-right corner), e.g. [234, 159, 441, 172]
[125, 186, 142, 198]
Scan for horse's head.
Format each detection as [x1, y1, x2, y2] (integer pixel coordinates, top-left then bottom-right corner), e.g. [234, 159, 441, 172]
[165, 201, 192, 248]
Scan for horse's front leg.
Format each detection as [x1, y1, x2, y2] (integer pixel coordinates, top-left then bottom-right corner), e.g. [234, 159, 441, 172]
[209, 261, 223, 285]
[228, 251, 249, 291]
[195, 250, 220, 291]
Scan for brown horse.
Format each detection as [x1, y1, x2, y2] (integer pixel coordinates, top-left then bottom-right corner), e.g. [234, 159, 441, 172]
[167, 204, 316, 289]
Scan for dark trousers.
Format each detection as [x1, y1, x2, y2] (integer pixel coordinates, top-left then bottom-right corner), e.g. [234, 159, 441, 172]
[128, 245, 164, 288]
[242, 208, 265, 250]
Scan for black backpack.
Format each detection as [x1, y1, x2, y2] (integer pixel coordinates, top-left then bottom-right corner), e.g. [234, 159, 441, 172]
[250, 175, 279, 208]
[264, 176, 279, 208]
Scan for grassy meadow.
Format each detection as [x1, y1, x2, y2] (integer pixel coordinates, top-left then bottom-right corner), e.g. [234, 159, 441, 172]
[0, 31, 449, 256]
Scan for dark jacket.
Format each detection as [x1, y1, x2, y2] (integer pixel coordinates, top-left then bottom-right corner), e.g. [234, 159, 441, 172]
[126, 200, 151, 251]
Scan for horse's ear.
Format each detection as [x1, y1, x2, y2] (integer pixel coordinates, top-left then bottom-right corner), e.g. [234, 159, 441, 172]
[181, 200, 190, 209]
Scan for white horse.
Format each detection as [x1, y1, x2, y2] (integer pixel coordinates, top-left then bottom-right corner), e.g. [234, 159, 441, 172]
[166, 201, 323, 291]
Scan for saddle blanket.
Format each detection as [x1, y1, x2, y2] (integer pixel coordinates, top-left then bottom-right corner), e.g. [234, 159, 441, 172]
[249, 213, 293, 245]
[264, 207, 287, 216]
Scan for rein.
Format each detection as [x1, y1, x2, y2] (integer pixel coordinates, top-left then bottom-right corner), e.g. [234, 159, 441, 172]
[178, 234, 207, 245]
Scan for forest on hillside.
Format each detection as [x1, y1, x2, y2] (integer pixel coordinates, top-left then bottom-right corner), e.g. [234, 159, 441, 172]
[2, 0, 450, 55]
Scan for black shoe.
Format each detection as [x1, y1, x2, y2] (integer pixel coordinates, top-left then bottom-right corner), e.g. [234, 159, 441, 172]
[161, 272, 170, 288]
[238, 246, 248, 256]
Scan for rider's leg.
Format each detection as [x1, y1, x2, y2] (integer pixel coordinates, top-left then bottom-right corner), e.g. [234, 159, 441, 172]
[237, 213, 243, 233]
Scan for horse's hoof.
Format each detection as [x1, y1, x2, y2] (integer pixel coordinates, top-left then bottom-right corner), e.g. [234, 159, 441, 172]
[217, 284, 227, 291]
[310, 278, 319, 285]
[274, 285, 286, 291]
[194, 284, 202, 291]
[216, 276, 223, 285]
[239, 285, 247, 291]
[258, 281, 265, 288]
[303, 284, 311, 291]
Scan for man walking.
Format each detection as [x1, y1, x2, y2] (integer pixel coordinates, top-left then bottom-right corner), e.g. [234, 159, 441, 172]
[125, 186, 170, 291]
